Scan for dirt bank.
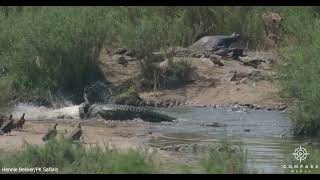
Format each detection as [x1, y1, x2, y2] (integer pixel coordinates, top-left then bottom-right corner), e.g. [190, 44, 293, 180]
[100, 49, 284, 108]
[0, 118, 163, 151]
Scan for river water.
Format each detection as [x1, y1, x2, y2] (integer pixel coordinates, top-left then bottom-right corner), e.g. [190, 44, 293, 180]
[147, 106, 317, 174]
[6, 104, 318, 174]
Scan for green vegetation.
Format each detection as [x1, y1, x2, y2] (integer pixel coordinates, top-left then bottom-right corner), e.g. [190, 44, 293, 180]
[138, 58, 194, 91]
[0, 138, 157, 174]
[0, 6, 275, 105]
[199, 144, 247, 174]
[0, 137, 247, 174]
[0, 7, 114, 105]
[116, 86, 140, 99]
[112, 86, 143, 105]
[276, 7, 320, 136]
[0, 6, 320, 135]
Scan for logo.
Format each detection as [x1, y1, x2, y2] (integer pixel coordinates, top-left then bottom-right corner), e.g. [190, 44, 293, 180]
[283, 145, 318, 173]
[292, 145, 309, 163]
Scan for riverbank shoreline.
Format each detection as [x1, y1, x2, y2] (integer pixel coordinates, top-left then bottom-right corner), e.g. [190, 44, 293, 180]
[0, 118, 205, 173]
[100, 49, 284, 111]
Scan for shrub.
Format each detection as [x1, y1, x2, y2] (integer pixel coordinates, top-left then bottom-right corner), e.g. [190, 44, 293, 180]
[199, 143, 247, 174]
[0, 137, 157, 174]
[276, 7, 320, 136]
[0, 137, 250, 174]
[0, 7, 115, 102]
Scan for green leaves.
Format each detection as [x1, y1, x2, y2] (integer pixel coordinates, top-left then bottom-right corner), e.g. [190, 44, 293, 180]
[277, 8, 320, 136]
[0, 137, 157, 174]
[0, 7, 112, 97]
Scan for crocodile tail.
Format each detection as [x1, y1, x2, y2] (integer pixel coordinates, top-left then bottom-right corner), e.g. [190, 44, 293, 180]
[157, 112, 175, 122]
[155, 110, 175, 122]
[141, 111, 175, 122]
[164, 114, 176, 122]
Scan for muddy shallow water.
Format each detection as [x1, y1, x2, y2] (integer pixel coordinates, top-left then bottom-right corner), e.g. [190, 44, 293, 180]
[147, 107, 317, 174]
[7, 104, 318, 174]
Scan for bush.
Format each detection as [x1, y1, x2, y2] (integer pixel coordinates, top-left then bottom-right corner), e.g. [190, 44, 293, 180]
[0, 7, 115, 102]
[0, 137, 157, 174]
[0, 137, 250, 174]
[276, 7, 320, 136]
[112, 86, 144, 106]
[161, 60, 194, 89]
[136, 58, 194, 91]
[199, 143, 247, 174]
[165, 60, 193, 80]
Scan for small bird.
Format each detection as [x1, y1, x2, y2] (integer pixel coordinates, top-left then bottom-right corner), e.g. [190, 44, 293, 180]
[13, 113, 26, 130]
[42, 123, 58, 141]
[69, 122, 82, 142]
[0, 115, 14, 136]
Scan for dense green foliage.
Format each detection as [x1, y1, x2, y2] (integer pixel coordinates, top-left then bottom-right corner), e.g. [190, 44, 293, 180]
[276, 7, 320, 136]
[0, 7, 116, 104]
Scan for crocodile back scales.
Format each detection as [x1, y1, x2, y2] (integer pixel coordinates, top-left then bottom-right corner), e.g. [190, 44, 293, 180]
[84, 104, 175, 122]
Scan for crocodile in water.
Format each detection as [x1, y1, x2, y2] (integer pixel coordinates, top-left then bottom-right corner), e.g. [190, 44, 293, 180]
[79, 102, 175, 122]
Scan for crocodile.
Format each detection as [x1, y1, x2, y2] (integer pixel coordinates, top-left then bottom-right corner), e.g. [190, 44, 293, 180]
[79, 102, 175, 122]
[78, 82, 176, 122]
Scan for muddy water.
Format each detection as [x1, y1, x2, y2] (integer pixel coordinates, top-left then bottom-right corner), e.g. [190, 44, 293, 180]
[148, 107, 316, 174]
[6, 104, 317, 174]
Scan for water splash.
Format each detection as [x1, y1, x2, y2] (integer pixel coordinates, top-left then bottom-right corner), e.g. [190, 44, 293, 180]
[12, 103, 81, 121]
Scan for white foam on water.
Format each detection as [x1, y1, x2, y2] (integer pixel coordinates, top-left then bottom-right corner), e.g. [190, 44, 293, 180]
[12, 103, 81, 121]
